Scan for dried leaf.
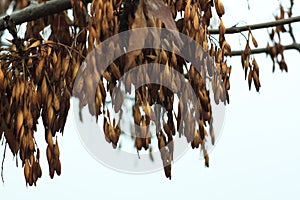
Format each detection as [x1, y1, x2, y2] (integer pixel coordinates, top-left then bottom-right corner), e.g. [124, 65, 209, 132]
[251, 34, 258, 48]
[215, 0, 225, 17]
[219, 19, 226, 36]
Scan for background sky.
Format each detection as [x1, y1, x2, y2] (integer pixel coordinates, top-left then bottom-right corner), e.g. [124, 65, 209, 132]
[1, 0, 300, 199]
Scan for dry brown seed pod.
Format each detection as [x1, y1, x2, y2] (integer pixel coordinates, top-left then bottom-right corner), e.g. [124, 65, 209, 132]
[56, 159, 61, 176]
[251, 34, 258, 48]
[19, 125, 24, 142]
[111, 124, 120, 148]
[219, 84, 226, 102]
[133, 104, 141, 125]
[124, 73, 132, 94]
[89, 24, 97, 39]
[106, 0, 114, 21]
[46, 130, 53, 147]
[192, 130, 201, 149]
[160, 50, 168, 65]
[163, 122, 171, 136]
[24, 159, 30, 184]
[219, 19, 226, 36]
[47, 92, 53, 110]
[209, 124, 215, 145]
[252, 59, 259, 76]
[36, 148, 40, 161]
[28, 165, 33, 186]
[47, 106, 54, 126]
[53, 93, 60, 111]
[114, 87, 123, 113]
[163, 161, 172, 180]
[36, 162, 42, 178]
[171, 52, 177, 67]
[29, 153, 34, 167]
[41, 76, 48, 101]
[32, 168, 38, 186]
[49, 163, 55, 179]
[215, 0, 225, 17]
[222, 41, 232, 56]
[176, 102, 182, 132]
[159, 85, 165, 102]
[204, 150, 209, 167]
[16, 109, 24, 135]
[19, 81, 25, 97]
[101, 16, 109, 34]
[110, 62, 121, 79]
[176, 0, 183, 11]
[216, 49, 223, 64]
[62, 54, 70, 76]
[158, 131, 166, 150]
[221, 62, 228, 75]
[28, 138, 35, 152]
[0, 67, 4, 84]
[184, 0, 191, 21]
[135, 137, 143, 150]
[252, 70, 261, 92]
[248, 68, 253, 90]
[26, 110, 33, 129]
[103, 122, 110, 143]
[107, 122, 115, 143]
[149, 146, 154, 161]
[102, 71, 112, 82]
[35, 58, 44, 82]
[53, 138, 60, 158]
[214, 85, 221, 105]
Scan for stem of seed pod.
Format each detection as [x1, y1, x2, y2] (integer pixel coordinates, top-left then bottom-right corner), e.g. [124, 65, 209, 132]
[1, 142, 7, 184]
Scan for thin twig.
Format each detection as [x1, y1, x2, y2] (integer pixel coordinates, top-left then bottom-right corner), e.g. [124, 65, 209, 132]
[1, 142, 7, 184]
[0, 0, 299, 38]
[247, 0, 250, 10]
[230, 42, 300, 56]
[209, 15, 300, 34]
[288, 0, 296, 43]
[0, 0, 92, 31]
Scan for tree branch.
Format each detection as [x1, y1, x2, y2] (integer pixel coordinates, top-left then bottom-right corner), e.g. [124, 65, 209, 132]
[230, 43, 300, 56]
[0, 0, 92, 32]
[1, 142, 7, 184]
[0, 0, 299, 36]
[209, 15, 300, 34]
[288, 0, 296, 43]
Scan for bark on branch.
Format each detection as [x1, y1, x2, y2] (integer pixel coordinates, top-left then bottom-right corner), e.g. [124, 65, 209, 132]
[209, 15, 300, 34]
[0, 0, 300, 57]
[230, 42, 300, 56]
[1, 0, 299, 35]
[0, 0, 92, 31]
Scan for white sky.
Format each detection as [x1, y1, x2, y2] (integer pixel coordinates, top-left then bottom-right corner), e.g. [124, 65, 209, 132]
[1, 0, 300, 199]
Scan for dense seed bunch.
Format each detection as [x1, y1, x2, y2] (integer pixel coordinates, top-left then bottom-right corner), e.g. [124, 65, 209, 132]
[74, 0, 231, 179]
[0, 0, 230, 184]
[0, 0, 293, 185]
[0, 0, 81, 185]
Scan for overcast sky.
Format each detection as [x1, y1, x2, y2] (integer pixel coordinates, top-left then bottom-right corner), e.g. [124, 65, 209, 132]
[1, 0, 300, 199]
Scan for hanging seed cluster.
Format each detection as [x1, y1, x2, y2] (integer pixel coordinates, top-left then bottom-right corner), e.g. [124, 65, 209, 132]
[73, 0, 232, 180]
[0, 0, 293, 185]
[0, 39, 68, 186]
[0, 0, 232, 183]
[0, 0, 83, 185]
[240, 29, 261, 92]
[266, 4, 292, 72]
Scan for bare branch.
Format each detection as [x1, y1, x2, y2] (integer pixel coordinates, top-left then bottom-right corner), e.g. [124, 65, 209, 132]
[288, 0, 296, 43]
[0, 0, 92, 31]
[230, 43, 300, 56]
[1, 142, 7, 184]
[209, 15, 300, 34]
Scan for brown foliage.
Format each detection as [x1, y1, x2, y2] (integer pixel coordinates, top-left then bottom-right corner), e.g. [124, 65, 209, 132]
[0, 0, 296, 185]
